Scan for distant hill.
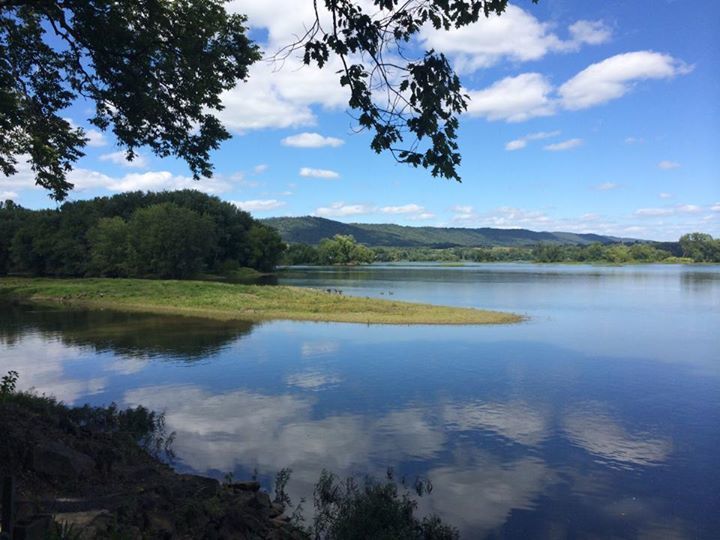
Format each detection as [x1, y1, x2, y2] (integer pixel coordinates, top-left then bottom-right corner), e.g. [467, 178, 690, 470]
[261, 216, 639, 248]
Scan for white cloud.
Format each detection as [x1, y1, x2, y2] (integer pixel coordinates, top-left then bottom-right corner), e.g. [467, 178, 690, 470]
[0, 191, 18, 200]
[466, 73, 555, 122]
[568, 20, 613, 46]
[659, 192, 672, 199]
[380, 204, 424, 215]
[299, 167, 340, 179]
[253, 164, 268, 174]
[107, 171, 230, 194]
[711, 203, 720, 212]
[282, 132, 345, 148]
[505, 130, 560, 150]
[421, 5, 610, 73]
[677, 204, 701, 214]
[625, 136, 644, 144]
[658, 160, 681, 170]
[633, 204, 703, 217]
[315, 202, 374, 217]
[635, 208, 675, 217]
[85, 129, 108, 147]
[544, 138, 583, 151]
[559, 51, 691, 110]
[99, 150, 149, 169]
[216, 54, 348, 132]
[505, 139, 527, 151]
[232, 199, 286, 212]
[595, 182, 619, 191]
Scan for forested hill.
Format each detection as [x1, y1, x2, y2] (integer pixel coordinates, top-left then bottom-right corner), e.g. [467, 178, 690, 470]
[261, 216, 636, 248]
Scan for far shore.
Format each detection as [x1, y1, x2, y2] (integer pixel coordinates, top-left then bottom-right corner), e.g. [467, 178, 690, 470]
[0, 277, 522, 325]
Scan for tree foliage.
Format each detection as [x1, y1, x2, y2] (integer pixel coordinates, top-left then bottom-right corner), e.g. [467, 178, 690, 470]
[0, 190, 286, 278]
[679, 233, 720, 263]
[290, 0, 539, 181]
[283, 237, 720, 265]
[1, 0, 259, 200]
[317, 234, 375, 265]
[2, 1, 541, 200]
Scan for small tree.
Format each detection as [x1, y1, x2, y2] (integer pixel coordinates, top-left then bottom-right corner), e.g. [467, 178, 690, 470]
[318, 235, 375, 265]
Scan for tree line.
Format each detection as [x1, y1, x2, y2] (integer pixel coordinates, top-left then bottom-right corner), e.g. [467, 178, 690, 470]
[282, 234, 720, 265]
[0, 191, 285, 279]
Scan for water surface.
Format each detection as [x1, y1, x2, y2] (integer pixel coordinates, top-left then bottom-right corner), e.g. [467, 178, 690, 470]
[1, 264, 718, 538]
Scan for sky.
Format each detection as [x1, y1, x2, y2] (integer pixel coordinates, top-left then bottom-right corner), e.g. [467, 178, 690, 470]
[4, 0, 720, 241]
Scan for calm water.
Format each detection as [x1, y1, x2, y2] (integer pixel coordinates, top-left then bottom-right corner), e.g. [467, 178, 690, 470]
[1, 264, 719, 538]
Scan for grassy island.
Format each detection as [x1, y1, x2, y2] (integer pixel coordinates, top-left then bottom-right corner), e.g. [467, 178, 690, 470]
[0, 277, 521, 325]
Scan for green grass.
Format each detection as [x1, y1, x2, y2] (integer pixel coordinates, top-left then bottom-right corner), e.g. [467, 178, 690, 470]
[0, 277, 522, 325]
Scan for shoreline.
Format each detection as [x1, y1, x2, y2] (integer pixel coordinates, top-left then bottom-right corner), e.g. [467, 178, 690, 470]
[0, 277, 522, 326]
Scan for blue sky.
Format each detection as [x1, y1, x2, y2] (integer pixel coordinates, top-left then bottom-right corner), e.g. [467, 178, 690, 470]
[4, 0, 719, 241]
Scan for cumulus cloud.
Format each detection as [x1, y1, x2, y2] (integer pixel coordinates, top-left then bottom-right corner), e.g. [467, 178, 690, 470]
[505, 130, 560, 151]
[299, 167, 340, 179]
[466, 73, 555, 122]
[85, 129, 108, 147]
[635, 208, 675, 217]
[380, 204, 424, 214]
[594, 182, 619, 191]
[378, 204, 434, 220]
[559, 51, 692, 110]
[253, 164, 268, 174]
[568, 20, 613, 46]
[421, 5, 610, 73]
[658, 160, 681, 170]
[314, 202, 374, 217]
[231, 199, 286, 212]
[282, 132, 345, 148]
[9, 165, 235, 196]
[466, 51, 689, 123]
[505, 139, 527, 151]
[99, 150, 149, 169]
[544, 138, 583, 151]
[634, 204, 701, 217]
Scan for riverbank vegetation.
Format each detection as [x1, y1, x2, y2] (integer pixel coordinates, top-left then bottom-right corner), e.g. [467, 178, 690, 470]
[1, 371, 457, 539]
[0, 278, 521, 325]
[0, 192, 285, 279]
[282, 233, 720, 265]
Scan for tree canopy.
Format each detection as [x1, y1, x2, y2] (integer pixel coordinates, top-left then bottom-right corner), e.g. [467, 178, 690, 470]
[2, 0, 535, 200]
[0, 191, 286, 278]
[1, 0, 259, 200]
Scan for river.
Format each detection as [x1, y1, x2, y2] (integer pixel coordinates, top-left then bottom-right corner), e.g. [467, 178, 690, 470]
[1, 263, 719, 538]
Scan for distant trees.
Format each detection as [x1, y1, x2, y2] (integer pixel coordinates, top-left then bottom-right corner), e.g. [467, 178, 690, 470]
[282, 236, 720, 265]
[0, 191, 285, 278]
[281, 235, 375, 266]
[317, 235, 375, 265]
[679, 233, 720, 262]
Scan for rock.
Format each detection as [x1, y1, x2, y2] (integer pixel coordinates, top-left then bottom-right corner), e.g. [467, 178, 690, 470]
[32, 441, 95, 478]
